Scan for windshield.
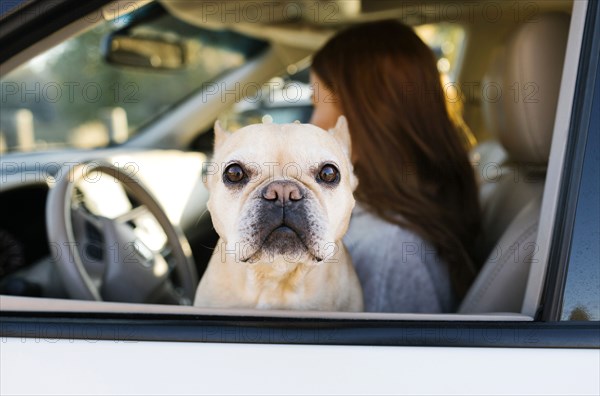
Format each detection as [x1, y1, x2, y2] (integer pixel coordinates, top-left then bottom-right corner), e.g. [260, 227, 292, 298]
[0, 3, 267, 153]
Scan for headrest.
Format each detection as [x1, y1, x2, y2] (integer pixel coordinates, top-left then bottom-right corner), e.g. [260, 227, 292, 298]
[484, 13, 570, 165]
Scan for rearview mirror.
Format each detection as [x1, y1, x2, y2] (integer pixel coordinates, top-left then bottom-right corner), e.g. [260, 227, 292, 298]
[103, 33, 188, 70]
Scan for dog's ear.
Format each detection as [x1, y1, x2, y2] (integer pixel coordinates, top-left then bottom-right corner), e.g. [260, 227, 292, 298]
[329, 115, 358, 191]
[213, 120, 231, 152]
[328, 115, 352, 160]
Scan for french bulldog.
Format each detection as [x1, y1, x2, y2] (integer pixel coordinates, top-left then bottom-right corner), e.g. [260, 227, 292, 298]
[194, 116, 363, 311]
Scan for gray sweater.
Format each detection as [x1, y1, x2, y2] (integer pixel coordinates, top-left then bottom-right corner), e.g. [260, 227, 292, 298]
[343, 204, 455, 313]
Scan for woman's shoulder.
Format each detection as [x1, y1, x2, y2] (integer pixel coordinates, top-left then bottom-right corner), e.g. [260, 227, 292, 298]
[343, 203, 455, 313]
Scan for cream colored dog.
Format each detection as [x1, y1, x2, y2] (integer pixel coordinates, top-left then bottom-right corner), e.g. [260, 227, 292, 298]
[194, 116, 363, 311]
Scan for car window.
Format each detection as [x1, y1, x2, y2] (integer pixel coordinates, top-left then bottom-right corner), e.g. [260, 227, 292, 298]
[414, 23, 465, 80]
[561, 65, 600, 321]
[0, 3, 267, 153]
[0, 0, 586, 325]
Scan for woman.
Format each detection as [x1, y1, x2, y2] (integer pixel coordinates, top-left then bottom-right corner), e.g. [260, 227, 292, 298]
[310, 20, 481, 313]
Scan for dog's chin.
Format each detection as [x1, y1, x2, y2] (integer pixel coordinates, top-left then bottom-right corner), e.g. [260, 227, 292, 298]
[241, 226, 323, 263]
[264, 225, 306, 253]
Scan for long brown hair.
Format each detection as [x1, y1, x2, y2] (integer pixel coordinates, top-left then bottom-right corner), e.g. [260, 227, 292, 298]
[312, 20, 481, 299]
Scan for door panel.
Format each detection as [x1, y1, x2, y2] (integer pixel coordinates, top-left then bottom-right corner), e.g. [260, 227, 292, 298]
[1, 338, 599, 395]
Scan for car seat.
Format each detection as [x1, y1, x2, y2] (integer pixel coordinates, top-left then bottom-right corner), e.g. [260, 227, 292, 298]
[460, 13, 571, 313]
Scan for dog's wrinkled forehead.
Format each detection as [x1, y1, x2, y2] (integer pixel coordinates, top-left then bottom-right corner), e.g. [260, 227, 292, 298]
[215, 122, 347, 166]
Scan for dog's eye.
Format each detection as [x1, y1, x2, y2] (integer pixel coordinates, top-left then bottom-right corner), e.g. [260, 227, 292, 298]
[317, 164, 340, 184]
[224, 164, 246, 183]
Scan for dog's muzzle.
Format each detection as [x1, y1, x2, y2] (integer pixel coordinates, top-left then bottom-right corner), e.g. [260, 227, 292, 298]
[245, 180, 320, 260]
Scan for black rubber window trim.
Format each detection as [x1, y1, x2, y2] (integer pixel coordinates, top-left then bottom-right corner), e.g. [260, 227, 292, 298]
[1, 311, 599, 348]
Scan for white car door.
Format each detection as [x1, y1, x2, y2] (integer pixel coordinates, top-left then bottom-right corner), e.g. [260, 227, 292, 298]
[1, 1, 598, 395]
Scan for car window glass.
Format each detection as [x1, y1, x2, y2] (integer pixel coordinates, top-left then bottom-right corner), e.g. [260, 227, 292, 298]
[0, 3, 267, 153]
[561, 68, 600, 321]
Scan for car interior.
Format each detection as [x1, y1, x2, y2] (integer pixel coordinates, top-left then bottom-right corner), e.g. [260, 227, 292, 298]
[0, 0, 578, 320]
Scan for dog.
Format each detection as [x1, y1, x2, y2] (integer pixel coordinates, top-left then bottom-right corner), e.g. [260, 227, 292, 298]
[194, 116, 363, 311]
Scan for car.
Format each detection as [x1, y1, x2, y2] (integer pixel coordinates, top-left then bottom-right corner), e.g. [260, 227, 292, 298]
[0, 0, 598, 394]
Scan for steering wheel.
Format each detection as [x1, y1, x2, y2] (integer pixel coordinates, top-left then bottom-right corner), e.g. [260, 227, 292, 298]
[46, 161, 198, 304]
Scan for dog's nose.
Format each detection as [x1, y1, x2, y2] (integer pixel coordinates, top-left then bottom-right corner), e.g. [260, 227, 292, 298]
[262, 181, 304, 206]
